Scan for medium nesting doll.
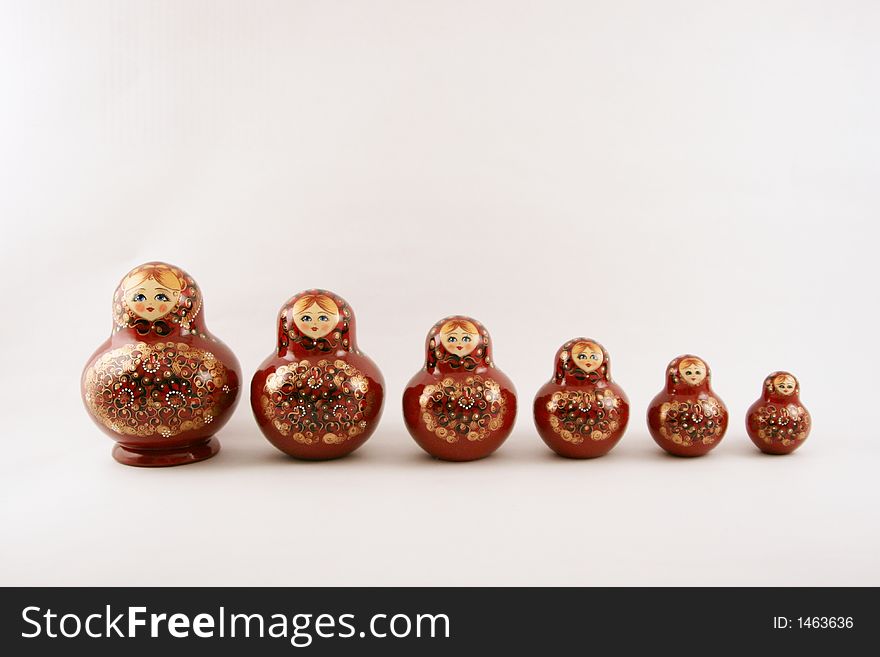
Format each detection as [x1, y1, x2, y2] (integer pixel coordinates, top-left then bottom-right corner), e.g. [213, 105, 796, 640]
[647, 354, 728, 457]
[534, 338, 629, 458]
[251, 289, 384, 460]
[402, 316, 517, 461]
[81, 262, 241, 466]
[746, 371, 811, 455]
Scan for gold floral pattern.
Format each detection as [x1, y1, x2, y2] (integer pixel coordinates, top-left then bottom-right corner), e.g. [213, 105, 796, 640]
[754, 404, 810, 447]
[84, 342, 234, 438]
[260, 359, 371, 445]
[419, 376, 506, 443]
[659, 398, 725, 447]
[546, 389, 622, 443]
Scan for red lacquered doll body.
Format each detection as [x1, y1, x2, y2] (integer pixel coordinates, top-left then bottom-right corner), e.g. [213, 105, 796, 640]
[251, 290, 384, 460]
[81, 262, 241, 466]
[647, 354, 728, 457]
[746, 371, 811, 454]
[534, 338, 629, 458]
[403, 316, 517, 461]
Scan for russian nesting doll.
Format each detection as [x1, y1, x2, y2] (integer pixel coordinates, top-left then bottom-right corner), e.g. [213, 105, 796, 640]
[647, 354, 728, 457]
[81, 262, 241, 466]
[533, 338, 629, 458]
[746, 371, 811, 454]
[251, 289, 384, 460]
[402, 316, 517, 461]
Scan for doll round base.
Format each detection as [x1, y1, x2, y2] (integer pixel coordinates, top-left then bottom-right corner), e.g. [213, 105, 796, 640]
[660, 448, 712, 458]
[112, 437, 220, 467]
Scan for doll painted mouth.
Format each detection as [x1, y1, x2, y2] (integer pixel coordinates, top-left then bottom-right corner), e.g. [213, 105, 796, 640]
[311, 327, 319, 332]
[146, 307, 155, 312]
[456, 346, 463, 350]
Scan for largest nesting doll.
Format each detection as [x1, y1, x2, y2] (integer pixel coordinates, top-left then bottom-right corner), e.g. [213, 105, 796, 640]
[81, 262, 241, 466]
[251, 289, 385, 460]
[403, 316, 517, 461]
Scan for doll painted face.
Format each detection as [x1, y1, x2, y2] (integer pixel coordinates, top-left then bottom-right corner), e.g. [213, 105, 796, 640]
[440, 319, 480, 357]
[292, 295, 340, 339]
[572, 341, 604, 373]
[773, 373, 797, 395]
[678, 358, 707, 386]
[123, 267, 183, 322]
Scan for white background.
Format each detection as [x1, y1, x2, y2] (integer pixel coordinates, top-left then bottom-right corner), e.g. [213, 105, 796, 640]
[1, 1, 878, 585]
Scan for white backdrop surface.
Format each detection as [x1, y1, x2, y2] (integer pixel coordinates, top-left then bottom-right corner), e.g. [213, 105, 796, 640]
[1, 0, 878, 585]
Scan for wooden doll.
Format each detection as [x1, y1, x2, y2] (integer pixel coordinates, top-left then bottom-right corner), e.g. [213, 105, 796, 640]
[81, 262, 240, 466]
[534, 338, 629, 458]
[251, 289, 384, 460]
[402, 316, 517, 461]
[746, 371, 810, 454]
[647, 354, 728, 457]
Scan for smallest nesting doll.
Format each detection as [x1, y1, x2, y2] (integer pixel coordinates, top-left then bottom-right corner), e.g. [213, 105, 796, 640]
[534, 338, 629, 458]
[402, 316, 517, 461]
[746, 372, 811, 454]
[647, 354, 728, 457]
[251, 290, 384, 460]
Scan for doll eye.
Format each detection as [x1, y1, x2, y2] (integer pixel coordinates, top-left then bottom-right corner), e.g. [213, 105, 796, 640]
[590, 354, 599, 360]
[685, 370, 692, 376]
[447, 336, 457, 343]
[318, 315, 329, 322]
[577, 354, 586, 360]
[695, 370, 701, 375]
[133, 293, 147, 302]
[462, 336, 471, 343]
[300, 315, 312, 322]
[155, 293, 169, 302]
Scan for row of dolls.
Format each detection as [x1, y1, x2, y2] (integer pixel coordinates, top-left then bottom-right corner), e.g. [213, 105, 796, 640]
[82, 263, 810, 466]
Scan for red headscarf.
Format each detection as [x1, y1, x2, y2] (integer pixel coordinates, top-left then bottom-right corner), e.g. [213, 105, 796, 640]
[761, 371, 802, 403]
[553, 338, 612, 385]
[664, 354, 712, 394]
[277, 289, 355, 357]
[424, 315, 493, 374]
[112, 262, 202, 337]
